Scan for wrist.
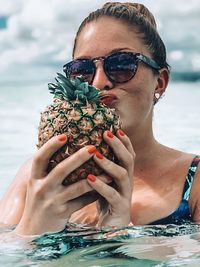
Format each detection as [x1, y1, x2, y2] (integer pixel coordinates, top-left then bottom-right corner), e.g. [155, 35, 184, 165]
[15, 216, 67, 236]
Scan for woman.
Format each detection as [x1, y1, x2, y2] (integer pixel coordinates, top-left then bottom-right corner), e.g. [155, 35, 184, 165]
[0, 2, 200, 236]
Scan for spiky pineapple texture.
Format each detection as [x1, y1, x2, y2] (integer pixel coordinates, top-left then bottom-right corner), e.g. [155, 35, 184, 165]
[37, 73, 121, 185]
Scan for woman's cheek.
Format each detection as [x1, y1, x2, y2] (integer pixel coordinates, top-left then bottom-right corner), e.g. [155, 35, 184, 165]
[115, 101, 137, 130]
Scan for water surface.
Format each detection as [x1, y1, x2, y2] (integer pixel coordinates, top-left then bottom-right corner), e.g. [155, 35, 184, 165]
[1, 223, 200, 267]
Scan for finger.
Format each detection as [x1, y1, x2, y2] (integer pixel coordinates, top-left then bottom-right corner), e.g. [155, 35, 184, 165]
[68, 193, 99, 216]
[60, 174, 112, 202]
[116, 129, 135, 157]
[97, 173, 113, 184]
[47, 145, 97, 185]
[86, 174, 121, 206]
[93, 151, 131, 196]
[59, 179, 94, 201]
[103, 130, 134, 178]
[31, 134, 68, 178]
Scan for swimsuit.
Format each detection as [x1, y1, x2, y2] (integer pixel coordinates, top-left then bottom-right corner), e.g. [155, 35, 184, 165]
[150, 156, 200, 225]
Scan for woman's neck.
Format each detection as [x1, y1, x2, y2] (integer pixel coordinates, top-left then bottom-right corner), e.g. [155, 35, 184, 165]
[126, 121, 162, 170]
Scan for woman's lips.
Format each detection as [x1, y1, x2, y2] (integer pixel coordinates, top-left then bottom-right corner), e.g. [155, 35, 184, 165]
[100, 93, 118, 105]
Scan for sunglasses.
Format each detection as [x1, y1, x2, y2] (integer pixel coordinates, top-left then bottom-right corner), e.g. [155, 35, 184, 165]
[63, 51, 161, 84]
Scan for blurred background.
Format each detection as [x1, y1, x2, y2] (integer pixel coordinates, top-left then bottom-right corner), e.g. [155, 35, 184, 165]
[0, 0, 200, 195]
[0, 0, 200, 83]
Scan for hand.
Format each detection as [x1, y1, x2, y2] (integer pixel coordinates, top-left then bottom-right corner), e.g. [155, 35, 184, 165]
[14, 134, 98, 236]
[87, 130, 134, 228]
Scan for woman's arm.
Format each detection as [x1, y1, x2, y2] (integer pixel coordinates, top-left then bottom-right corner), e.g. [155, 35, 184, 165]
[0, 159, 32, 225]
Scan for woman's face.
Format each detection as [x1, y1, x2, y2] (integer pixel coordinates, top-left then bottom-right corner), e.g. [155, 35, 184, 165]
[73, 17, 159, 135]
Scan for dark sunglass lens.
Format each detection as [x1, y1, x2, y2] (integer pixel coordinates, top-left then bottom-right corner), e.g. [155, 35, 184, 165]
[65, 59, 95, 83]
[105, 53, 137, 83]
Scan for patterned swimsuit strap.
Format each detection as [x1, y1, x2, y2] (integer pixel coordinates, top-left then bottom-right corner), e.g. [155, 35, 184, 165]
[182, 155, 200, 201]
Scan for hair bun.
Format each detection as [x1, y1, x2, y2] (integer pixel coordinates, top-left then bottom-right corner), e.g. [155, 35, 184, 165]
[102, 2, 157, 29]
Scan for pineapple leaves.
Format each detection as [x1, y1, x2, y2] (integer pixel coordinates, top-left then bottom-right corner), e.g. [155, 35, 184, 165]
[48, 73, 101, 104]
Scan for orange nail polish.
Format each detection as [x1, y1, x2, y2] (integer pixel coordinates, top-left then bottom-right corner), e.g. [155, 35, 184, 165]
[106, 131, 114, 138]
[87, 145, 96, 154]
[96, 151, 104, 159]
[58, 134, 67, 142]
[118, 129, 125, 136]
[87, 174, 96, 182]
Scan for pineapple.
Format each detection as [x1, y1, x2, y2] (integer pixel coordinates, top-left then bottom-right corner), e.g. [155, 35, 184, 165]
[37, 73, 121, 185]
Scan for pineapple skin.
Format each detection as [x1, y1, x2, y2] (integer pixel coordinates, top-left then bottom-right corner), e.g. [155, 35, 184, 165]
[37, 97, 121, 185]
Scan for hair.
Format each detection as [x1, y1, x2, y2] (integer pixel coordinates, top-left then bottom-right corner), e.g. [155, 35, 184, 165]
[72, 2, 170, 71]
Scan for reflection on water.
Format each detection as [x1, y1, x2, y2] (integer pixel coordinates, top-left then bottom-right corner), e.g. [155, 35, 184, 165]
[1, 223, 200, 267]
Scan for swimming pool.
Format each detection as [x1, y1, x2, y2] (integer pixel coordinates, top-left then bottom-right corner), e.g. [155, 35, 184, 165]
[1, 223, 200, 266]
[0, 81, 200, 266]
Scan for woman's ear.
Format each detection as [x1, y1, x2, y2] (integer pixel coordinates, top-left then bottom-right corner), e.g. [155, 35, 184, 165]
[155, 68, 170, 97]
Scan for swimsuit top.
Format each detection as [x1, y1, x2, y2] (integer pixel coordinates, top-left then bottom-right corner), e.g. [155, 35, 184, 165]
[150, 156, 200, 225]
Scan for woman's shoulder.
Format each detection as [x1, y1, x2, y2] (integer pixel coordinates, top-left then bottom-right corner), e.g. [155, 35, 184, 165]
[172, 150, 199, 179]
[180, 153, 200, 222]
[160, 145, 197, 168]
[157, 146, 198, 190]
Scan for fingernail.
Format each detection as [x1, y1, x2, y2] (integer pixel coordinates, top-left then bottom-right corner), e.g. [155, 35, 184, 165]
[106, 130, 114, 138]
[118, 129, 125, 136]
[87, 174, 96, 182]
[58, 134, 67, 142]
[87, 145, 96, 154]
[95, 151, 104, 159]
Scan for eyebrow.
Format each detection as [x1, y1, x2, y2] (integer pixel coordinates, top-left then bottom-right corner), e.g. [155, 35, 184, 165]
[109, 47, 131, 54]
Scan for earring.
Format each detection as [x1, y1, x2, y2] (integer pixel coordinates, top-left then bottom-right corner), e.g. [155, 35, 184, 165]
[154, 93, 160, 99]
[154, 92, 160, 104]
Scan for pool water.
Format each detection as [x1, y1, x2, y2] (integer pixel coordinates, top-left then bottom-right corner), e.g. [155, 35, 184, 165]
[1, 223, 200, 267]
[0, 81, 200, 266]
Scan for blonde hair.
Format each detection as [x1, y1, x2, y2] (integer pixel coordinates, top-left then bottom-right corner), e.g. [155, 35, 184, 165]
[73, 2, 169, 70]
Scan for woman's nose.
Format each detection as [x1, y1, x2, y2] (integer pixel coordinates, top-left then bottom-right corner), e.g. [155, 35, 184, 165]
[92, 62, 114, 90]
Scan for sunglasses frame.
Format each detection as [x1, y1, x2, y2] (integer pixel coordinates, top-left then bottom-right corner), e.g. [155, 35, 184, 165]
[63, 51, 161, 84]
